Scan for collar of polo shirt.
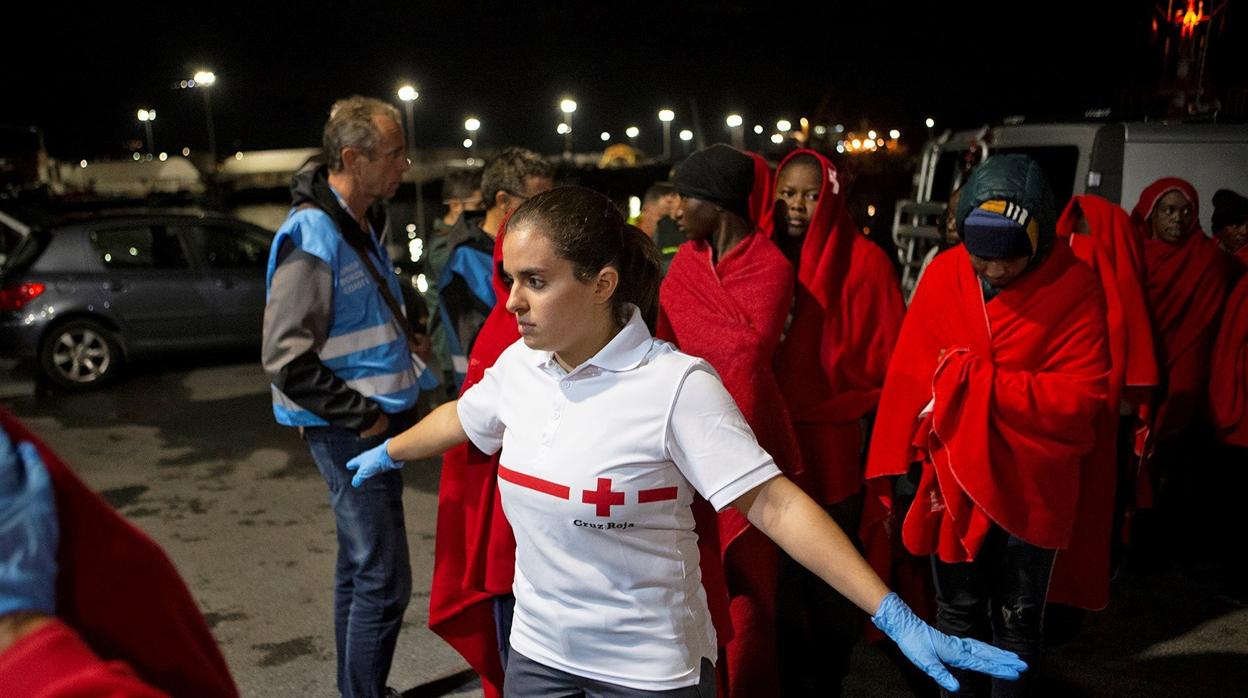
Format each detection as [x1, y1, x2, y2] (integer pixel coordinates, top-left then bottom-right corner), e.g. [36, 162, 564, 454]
[536, 304, 652, 375]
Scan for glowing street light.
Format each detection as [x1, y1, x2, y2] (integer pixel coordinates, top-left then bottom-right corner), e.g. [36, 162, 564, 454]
[776, 119, 792, 132]
[600, 131, 611, 142]
[559, 98, 577, 158]
[557, 123, 571, 135]
[889, 129, 901, 140]
[753, 124, 764, 135]
[925, 117, 936, 129]
[770, 133, 784, 145]
[136, 108, 156, 154]
[679, 128, 693, 154]
[658, 108, 675, 160]
[725, 114, 744, 148]
[187, 70, 218, 166]
[396, 83, 424, 235]
[464, 117, 480, 133]
[625, 126, 640, 143]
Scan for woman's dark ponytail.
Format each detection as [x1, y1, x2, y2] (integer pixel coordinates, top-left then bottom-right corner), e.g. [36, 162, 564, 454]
[510, 186, 662, 331]
[617, 224, 662, 332]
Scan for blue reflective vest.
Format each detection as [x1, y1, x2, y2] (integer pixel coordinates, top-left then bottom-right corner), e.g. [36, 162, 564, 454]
[265, 205, 421, 427]
[437, 244, 496, 388]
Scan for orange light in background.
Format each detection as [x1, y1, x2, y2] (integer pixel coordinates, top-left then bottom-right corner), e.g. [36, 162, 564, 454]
[1177, 0, 1206, 37]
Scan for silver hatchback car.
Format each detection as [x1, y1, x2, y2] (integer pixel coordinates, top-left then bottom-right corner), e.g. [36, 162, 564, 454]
[0, 209, 273, 389]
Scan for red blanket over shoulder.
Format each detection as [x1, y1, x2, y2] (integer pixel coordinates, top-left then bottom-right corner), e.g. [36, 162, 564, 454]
[745, 151, 774, 228]
[771, 150, 905, 505]
[657, 231, 798, 697]
[864, 245, 1110, 568]
[1211, 272, 1248, 447]
[0, 408, 237, 698]
[1050, 203, 1131, 609]
[428, 224, 518, 698]
[1060, 195, 1158, 391]
[1132, 178, 1233, 439]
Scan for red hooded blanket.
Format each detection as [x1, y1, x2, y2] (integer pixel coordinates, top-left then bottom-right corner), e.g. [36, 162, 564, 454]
[1211, 272, 1248, 447]
[428, 224, 518, 698]
[863, 245, 1109, 574]
[657, 228, 799, 696]
[1049, 199, 1134, 609]
[0, 408, 237, 698]
[1132, 178, 1233, 440]
[771, 150, 905, 505]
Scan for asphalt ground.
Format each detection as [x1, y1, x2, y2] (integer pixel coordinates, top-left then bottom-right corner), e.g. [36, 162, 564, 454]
[2, 353, 1245, 697]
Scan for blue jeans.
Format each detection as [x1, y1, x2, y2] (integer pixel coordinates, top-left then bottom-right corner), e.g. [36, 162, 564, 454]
[306, 419, 412, 698]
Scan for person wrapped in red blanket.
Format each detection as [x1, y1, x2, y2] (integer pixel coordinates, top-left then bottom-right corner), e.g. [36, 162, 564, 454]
[864, 155, 1111, 696]
[428, 217, 520, 698]
[657, 144, 799, 697]
[1210, 188, 1248, 447]
[764, 149, 906, 693]
[1051, 195, 1158, 612]
[0, 407, 237, 697]
[1209, 189, 1248, 605]
[1131, 178, 1233, 443]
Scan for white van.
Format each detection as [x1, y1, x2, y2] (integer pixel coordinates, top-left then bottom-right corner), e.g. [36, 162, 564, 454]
[892, 122, 1248, 298]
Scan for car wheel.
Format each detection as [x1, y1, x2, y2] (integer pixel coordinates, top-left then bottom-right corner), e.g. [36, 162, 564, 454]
[39, 319, 122, 390]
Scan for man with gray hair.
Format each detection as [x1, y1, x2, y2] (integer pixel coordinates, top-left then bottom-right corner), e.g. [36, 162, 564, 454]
[437, 147, 553, 387]
[262, 95, 430, 697]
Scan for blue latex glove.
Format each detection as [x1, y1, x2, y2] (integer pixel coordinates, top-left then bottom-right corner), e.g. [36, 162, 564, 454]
[0, 426, 59, 616]
[346, 438, 403, 488]
[872, 592, 1028, 692]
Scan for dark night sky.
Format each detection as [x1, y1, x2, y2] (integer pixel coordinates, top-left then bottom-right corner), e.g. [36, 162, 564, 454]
[3, 1, 1244, 160]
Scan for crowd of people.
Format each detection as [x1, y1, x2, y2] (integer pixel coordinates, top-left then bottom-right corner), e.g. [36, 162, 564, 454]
[1, 93, 1246, 698]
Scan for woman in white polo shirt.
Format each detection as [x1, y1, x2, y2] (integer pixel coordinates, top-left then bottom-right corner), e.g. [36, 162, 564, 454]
[348, 187, 1027, 697]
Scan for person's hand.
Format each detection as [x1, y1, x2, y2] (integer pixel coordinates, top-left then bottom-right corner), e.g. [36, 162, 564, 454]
[0, 426, 58, 617]
[871, 592, 1027, 692]
[408, 333, 433, 363]
[346, 438, 403, 488]
[359, 412, 390, 439]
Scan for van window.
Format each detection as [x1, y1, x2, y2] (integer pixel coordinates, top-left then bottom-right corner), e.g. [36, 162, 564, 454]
[90, 226, 189, 269]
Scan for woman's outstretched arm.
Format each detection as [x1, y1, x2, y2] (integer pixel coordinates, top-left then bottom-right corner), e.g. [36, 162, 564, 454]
[733, 475, 1028, 693]
[347, 401, 469, 487]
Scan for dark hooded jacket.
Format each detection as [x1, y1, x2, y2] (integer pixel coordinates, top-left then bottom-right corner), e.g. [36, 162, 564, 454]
[261, 162, 392, 431]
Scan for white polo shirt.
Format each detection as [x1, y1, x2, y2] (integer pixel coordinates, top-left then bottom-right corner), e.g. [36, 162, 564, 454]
[457, 307, 781, 691]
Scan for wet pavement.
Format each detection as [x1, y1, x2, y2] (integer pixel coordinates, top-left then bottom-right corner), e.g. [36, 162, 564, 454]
[2, 353, 1245, 697]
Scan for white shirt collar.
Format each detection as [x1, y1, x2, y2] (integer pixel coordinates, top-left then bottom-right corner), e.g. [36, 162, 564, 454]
[537, 305, 652, 375]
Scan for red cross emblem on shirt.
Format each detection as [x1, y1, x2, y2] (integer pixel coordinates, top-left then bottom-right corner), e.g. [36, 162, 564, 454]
[582, 477, 625, 517]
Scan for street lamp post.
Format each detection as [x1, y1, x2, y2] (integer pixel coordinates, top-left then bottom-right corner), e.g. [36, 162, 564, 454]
[464, 117, 480, 159]
[192, 71, 217, 168]
[137, 109, 156, 155]
[658, 108, 674, 161]
[397, 85, 423, 235]
[678, 129, 693, 155]
[625, 126, 639, 146]
[725, 113, 744, 149]
[560, 98, 577, 159]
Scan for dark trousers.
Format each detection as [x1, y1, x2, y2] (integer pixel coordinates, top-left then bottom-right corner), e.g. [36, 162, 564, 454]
[504, 649, 715, 698]
[306, 417, 413, 698]
[776, 494, 864, 697]
[931, 526, 1056, 698]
